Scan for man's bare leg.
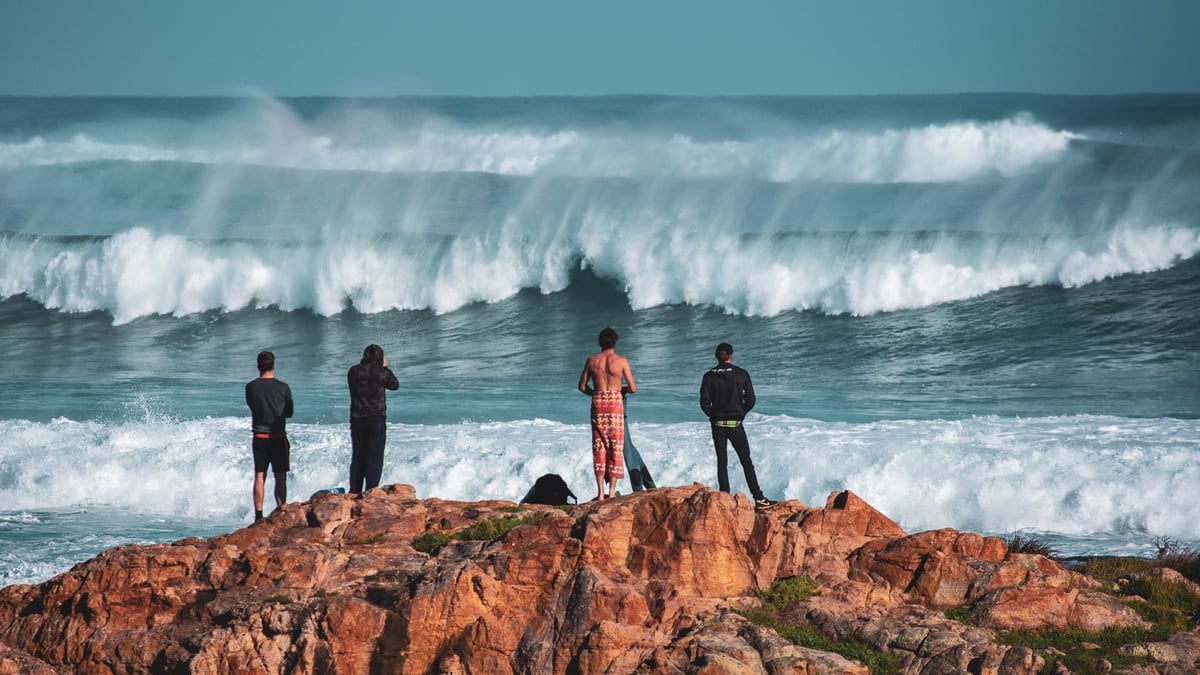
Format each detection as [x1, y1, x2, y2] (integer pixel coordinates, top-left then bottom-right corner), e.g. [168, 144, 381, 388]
[595, 474, 607, 501]
[253, 472, 267, 521]
[273, 471, 287, 509]
[607, 475, 618, 499]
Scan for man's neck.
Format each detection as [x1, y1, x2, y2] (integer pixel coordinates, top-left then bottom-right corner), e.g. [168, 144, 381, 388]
[261, 371, 276, 379]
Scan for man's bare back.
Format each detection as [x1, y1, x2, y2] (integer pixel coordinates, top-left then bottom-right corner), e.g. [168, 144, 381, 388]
[579, 327, 636, 501]
[579, 349, 636, 395]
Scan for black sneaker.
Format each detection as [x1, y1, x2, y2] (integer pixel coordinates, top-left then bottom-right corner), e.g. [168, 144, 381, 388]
[754, 498, 777, 510]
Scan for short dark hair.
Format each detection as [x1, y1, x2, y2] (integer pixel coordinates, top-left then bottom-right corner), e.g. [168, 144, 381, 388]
[715, 342, 734, 359]
[598, 327, 619, 350]
[256, 351, 275, 374]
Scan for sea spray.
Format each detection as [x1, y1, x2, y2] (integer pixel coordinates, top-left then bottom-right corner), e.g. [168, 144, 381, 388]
[1, 94, 1197, 587]
[3, 223, 1197, 322]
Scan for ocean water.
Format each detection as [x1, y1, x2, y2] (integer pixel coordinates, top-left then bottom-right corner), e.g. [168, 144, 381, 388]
[1, 94, 1198, 587]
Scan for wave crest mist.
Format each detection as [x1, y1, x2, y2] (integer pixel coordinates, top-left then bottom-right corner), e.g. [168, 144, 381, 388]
[2, 95, 1199, 323]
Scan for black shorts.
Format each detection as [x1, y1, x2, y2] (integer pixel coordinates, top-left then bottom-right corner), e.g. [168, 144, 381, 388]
[252, 435, 290, 474]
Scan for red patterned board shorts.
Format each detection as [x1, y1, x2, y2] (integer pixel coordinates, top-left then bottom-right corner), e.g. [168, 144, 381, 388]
[590, 390, 625, 480]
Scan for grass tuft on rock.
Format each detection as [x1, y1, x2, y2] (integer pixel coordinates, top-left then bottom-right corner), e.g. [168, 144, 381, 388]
[998, 558, 1200, 674]
[1075, 543, 1200, 586]
[757, 574, 819, 610]
[998, 625, 1166, 673]
[737, 576, 899, 675]
[1074, 556, 1155, 581]
[1004, 532, 1058, 558]
[1126, 575, 1200, 616]
[412, 513, 545, 553]
[943, 607, 975, 625]
[412, 532, 452, 553]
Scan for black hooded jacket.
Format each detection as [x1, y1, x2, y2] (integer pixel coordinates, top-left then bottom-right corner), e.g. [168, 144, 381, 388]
[347, 347, 399, 422]
[699, 362, 756, 422]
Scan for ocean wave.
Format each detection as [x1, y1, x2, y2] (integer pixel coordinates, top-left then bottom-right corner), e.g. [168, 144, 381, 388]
[0, 113, 1077, 184]
[2, 222, 1197, 323]
[0, 414, 1197, 554]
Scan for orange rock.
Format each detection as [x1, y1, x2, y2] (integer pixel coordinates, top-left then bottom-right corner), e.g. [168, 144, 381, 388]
[0, 483, 1167, 674]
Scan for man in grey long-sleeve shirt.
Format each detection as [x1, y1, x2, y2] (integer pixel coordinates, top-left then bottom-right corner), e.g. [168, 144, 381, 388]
[245, 350, 293, 521]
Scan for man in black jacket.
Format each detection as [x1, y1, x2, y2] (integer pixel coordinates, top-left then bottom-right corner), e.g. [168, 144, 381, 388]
[347, 344, 400, 494]
[700, 342, 776, 510]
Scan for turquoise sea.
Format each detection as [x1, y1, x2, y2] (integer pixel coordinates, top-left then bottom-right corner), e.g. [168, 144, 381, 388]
[2, 94, 1198, 586]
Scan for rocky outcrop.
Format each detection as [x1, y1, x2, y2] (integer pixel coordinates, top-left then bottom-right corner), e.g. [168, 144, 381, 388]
[0, 484, 1184, 674]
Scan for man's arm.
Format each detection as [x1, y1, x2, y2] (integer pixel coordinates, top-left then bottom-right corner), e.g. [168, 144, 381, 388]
[740, 370, 756, 413]
[578, 363, 593, 396]
[621, 358, 636, 395]
[381, 367, 399, 391]
[283, 385, 294, 419]
[699, 374, 713, 417]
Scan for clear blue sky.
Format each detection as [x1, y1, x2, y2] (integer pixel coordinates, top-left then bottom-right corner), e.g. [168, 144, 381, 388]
[2, 0, 1198, 96]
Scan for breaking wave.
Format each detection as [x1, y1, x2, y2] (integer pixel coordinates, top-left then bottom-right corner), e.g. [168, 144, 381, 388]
[0, 105, 1077, 184]
[2, 223, 1197, 324]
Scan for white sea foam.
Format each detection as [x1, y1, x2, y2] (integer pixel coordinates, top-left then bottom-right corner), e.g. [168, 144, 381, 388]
[1, 413, 1197, 585]
[0, 111, 1075, 184]
[6, 220, 1196, 323]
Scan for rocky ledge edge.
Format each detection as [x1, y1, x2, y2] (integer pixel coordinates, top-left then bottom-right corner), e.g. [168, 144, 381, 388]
[1, 484, 1198, 674]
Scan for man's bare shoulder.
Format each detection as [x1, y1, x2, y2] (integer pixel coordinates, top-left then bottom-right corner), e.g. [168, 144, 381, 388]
[603, 352, 630, 365]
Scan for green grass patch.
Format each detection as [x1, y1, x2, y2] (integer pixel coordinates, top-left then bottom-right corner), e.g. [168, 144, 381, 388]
[265, 594, 293, 604]
[757, 574, 820, 610]
[944, 607, 975, 625]
[411, 513, 545, 554]
[1075, 556, 1200, 631]
[1127, 601, 1190, 630]
[1126, 576, 1200, 615]
[1158, 547, 1200, 585]
[454, 514, 531, 540]
[998, 625, 1169, 674]
[497, 506, 526, 513]
[998, 557, 1200, 673]
[348, 533, 386, 546]
[412, 531, 452, 553]
[1074, 556, 1155, 582]
[1075, 549, 1200, 587]
[737, 577, 899, 675]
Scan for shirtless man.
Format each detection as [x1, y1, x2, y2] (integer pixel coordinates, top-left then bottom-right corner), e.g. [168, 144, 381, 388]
[578, 327, 637, 501]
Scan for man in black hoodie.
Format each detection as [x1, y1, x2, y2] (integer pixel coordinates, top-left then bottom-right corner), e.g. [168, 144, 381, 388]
[700, 342, 776, 510]
[347, 344, 400, 494]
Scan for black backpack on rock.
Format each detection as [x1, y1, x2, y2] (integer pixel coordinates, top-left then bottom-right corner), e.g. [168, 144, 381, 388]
[520, 473, 577, 506]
